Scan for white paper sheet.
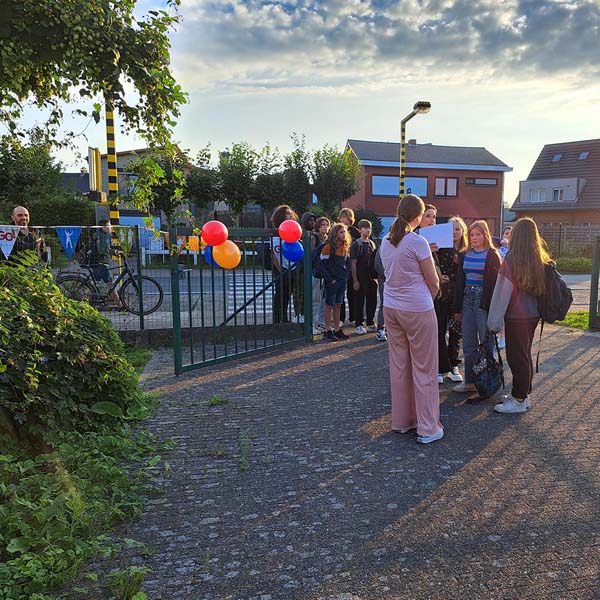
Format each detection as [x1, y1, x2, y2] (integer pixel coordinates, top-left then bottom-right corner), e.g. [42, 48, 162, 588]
[418, 223, 453, 248]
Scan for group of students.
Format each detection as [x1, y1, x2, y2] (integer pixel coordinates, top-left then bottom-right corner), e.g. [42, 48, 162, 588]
[271, 195, 553, 445]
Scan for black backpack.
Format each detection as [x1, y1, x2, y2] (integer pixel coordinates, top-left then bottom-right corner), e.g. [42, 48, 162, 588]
[312, 241, 330, 279]
[538, 263, 573, 324]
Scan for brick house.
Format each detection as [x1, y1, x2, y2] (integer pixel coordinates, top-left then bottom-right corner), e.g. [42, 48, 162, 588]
[345, 139, 512, 236]
[511, 138, 600, 226]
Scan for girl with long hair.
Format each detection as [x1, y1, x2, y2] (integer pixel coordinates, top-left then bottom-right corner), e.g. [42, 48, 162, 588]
[452, 220, 501, 396]
[379, 194, 443, 444]
[319, 223, 352, 341]
[488, 218, 553, 413]
[436, 216, 468, 384]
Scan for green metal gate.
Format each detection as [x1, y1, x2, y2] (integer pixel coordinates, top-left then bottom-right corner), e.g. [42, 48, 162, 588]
[170, 228, 313, 374]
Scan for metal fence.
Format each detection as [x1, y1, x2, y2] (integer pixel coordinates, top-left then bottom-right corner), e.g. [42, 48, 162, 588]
[170, 228, 312, 374]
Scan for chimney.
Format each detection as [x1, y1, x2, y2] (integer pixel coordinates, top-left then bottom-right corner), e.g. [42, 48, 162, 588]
[408, 139, 417, 145]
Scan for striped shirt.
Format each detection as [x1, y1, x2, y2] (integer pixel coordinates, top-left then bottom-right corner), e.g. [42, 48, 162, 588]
[464, 248, 489, 285]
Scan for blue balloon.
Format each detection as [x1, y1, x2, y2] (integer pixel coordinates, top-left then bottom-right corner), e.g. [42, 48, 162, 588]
[282, 241, 304, 263]
[204, 245, 220, 267]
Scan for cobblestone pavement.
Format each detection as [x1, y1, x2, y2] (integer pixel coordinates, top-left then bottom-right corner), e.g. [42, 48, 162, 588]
[84, 325, 600, 600]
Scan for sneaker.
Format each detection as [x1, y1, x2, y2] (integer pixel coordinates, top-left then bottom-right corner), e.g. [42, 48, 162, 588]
[334, 329, 349, 340]
[453, 382, 477, 393]
[316, 323, 327, 332]
[494, 396, 528, 414]
[447, 366, 464, 383]
[438, 375, 444, 384]
[324, 330, 338, 342]
[417, 428, 444, 444]
[393, 426, 416, 434]
[367, 323, 377, 332]
[498, 336, 506, 349]
[376, 329, 387, 341]
[356, 325, 367, 335]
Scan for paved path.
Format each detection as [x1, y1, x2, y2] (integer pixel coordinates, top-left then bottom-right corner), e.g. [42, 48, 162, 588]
[81, 325, 600, 599]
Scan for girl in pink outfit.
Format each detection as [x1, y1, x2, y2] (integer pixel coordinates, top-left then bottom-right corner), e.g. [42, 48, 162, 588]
[379, 195, 443, 444]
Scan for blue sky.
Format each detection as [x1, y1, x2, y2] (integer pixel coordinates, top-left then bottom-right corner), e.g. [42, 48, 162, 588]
[40, 0, 600, 205]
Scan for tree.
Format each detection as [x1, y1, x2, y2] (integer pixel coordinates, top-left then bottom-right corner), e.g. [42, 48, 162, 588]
[251, 145, 286, 226]
[283, 133, 313, 215]
[219, 142, 259, 219]
[0, 132, 65, 205]
[185, 147, 223, 221]
[312, 145, 361, 217]
[0, 0, 186, 147]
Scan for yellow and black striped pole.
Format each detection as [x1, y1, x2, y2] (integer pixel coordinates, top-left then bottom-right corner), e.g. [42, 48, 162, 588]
[105, 96, 120, 225]
[399, 101, 431, 200]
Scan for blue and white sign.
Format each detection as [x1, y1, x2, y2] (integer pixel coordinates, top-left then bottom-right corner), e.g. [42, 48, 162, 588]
[56, 227, 82, 259]
[0, 225, 20, 259]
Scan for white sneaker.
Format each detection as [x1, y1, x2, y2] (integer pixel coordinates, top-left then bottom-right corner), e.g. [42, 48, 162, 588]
[438, 375, 444, 384]
[393, 426, 416, 434]
[367, 324, 377, 332]
[376, 329, 387, 341]
[498, 336, 506, 349]
[494, 396, 528, 414]
[417, 428, 444, 444]
[356, 325, 367, 335]
[447, 367, 464, 383]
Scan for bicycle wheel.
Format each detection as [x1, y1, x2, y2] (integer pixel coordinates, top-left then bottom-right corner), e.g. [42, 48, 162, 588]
[56, 274, 94, 303]
[120, 275, 164, 315]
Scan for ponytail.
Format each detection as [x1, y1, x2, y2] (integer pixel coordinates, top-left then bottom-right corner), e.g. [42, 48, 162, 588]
[386, 194, 425, 247]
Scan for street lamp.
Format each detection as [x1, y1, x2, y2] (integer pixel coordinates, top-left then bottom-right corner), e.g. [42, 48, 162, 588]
[400, 101, 431, 199]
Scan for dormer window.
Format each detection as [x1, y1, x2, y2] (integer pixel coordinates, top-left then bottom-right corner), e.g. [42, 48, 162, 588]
[552, 154, 562, 162]
[578, 151, 589, 160]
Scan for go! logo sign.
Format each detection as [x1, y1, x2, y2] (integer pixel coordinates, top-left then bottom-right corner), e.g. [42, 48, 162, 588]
[0, 226, 20, 259]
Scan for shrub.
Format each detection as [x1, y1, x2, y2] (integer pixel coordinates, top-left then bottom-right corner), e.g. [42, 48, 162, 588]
[0, 252, 144, 445]
[555, 257, 592, 273]
[0, 195, 96, 227]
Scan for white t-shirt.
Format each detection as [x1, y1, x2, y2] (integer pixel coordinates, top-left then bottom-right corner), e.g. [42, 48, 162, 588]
[380, 231, 434, 312]
[271, 236, 291, 270]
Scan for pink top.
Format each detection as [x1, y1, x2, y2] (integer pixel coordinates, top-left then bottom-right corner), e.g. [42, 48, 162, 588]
[380, 231, 434, 312]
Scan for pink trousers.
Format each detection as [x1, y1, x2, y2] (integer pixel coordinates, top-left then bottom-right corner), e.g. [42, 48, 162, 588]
[384, 306, 441, 437]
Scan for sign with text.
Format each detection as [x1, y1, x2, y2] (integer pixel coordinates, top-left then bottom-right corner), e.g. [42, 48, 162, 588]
[0, 226, 20, 259]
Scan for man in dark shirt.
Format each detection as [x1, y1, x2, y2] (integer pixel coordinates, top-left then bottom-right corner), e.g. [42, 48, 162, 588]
[10, 206, 47, 262]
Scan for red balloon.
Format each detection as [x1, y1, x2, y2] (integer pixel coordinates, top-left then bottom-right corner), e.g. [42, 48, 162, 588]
[201, 221, 228, 246]
[278, 220, 302, 243]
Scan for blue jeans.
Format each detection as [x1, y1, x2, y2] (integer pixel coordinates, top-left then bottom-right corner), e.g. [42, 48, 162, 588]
[462, 285, 492, 384]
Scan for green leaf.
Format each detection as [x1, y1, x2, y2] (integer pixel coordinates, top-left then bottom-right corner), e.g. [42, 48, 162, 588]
[7, 537, 30, 553]
[90, 401, 124, 418]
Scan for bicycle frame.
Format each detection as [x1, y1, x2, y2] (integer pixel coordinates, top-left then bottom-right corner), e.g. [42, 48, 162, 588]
[80, 262, 134, 302]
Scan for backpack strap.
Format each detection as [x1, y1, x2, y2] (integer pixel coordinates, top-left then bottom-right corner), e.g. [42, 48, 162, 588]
[535, 318, 544, 373]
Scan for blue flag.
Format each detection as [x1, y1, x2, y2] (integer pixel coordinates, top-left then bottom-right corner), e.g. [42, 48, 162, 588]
[56, 227, 82, 259]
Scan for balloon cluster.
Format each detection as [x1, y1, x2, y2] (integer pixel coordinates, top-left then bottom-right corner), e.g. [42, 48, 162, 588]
[201, 221, 241, 269]
[278, 220, 304, 263]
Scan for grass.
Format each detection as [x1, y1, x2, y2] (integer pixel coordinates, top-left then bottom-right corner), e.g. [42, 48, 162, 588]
[557, 311, 590, 330]
[124, 346, 153, 374]
[208, 395, 228, 407]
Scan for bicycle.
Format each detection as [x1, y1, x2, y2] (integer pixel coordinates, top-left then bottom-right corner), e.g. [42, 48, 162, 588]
[56, 259, 164, 316]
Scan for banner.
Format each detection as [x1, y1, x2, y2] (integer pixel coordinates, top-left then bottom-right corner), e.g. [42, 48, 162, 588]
[55, 227, 82, 259]
[0, 226, 20, 259]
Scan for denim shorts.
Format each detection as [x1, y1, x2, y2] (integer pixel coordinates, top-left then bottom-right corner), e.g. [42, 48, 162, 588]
[324, 279, 346, 306]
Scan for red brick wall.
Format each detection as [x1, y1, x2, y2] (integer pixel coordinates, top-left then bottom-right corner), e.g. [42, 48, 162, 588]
[345, 165, 505, 235]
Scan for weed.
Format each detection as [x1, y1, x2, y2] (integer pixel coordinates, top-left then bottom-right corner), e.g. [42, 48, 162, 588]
[108, 565, 151, 600]
[208, 395, 229, 407]
[239, 432, 251, 471]
[212, 447, 230, 459]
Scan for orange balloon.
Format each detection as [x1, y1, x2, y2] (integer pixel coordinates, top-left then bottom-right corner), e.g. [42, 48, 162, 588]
[213, 240, 241, 269]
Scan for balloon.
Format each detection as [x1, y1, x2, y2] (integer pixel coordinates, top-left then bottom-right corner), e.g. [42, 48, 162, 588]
[282, 241, 304, 263]
[278, 220, 302, 243]
[213, 240, 241, 269]
[204, 245, 219, 267]
[201, 220, 228, 246]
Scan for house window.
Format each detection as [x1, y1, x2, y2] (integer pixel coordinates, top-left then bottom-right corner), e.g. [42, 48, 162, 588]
[435, 177, 458, 197]
[553, 188, 564, 202]
[552, 154, 562, 162]
[372, 175, 428, 197]
[465, 178, 497, 186]
[530, 189, 545, 203]
[578, 151, 589, 160]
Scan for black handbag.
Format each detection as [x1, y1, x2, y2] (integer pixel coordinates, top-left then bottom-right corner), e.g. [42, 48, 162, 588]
[472, 333, 504, 399]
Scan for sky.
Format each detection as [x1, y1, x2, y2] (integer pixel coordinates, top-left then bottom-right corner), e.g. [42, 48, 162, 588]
[38, 0, 600, 206]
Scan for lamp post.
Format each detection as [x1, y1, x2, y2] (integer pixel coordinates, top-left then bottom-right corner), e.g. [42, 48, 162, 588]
[400, 101, 431, 199]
